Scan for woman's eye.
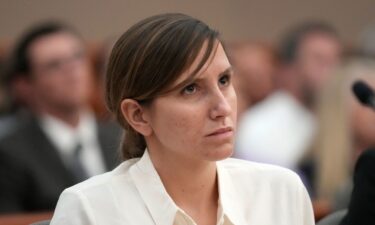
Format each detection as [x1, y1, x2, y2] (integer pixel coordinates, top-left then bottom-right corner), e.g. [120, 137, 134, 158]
[182, 84, 197, 95]
[219, 74, 230, 86]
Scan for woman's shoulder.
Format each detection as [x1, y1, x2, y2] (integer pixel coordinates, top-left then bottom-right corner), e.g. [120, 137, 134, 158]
[218, 158, 314, 224]
[51, 158, 142, 224]
[218, 157, 303, 186]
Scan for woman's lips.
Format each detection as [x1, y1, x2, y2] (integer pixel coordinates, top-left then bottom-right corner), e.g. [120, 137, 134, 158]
[206, 127, 234, 138]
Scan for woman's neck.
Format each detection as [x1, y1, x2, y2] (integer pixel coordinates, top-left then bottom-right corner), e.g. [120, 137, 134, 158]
[148, 148, 219, 225]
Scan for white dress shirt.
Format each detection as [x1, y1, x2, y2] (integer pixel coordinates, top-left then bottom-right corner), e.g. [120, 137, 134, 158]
[39, 111, 106, 176]
[235, 91, 316, 169]
[50, 149, 314, 225]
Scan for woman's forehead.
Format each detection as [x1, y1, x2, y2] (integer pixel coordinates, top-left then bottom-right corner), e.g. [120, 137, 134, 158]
[171, 42, 229, 87]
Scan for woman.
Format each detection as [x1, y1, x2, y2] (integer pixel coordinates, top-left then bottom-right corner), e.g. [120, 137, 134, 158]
[50, 13, 314, 225]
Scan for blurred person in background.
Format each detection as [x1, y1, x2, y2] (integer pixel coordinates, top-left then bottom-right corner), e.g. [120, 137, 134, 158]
[0, 52, 37, 138]
[0, 58, 19, 137]
[0, 60, 6, 112]
[311, 23, 375, 216]
[0, 22, 120, 213]
[0, 59, 10, 120]
[313, 58, 375, 211]
[278, 22, 342, 110]
[226, 41, 279, 118]
[235, 22, 342, 175]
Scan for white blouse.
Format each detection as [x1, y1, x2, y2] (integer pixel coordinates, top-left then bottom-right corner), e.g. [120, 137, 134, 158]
[50, 150, 315, 225]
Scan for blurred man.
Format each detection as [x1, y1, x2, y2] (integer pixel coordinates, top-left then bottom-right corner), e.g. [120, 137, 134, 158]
[278, 22, 342, 109]
[227, 41, 279, 118]
[0, 22, 120, 213]
[235, 22, 342, 172]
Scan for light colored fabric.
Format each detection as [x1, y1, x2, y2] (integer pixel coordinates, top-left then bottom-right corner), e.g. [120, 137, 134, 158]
[39, 111, 106, 176]
[235, 91, 316, 169]
[50, 150, 315, 225]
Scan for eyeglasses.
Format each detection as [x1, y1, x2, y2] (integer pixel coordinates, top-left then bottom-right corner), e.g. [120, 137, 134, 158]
[32, 49, 87, 75]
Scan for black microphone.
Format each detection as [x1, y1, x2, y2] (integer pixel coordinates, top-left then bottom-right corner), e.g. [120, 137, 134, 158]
[352, 80, 375, 110]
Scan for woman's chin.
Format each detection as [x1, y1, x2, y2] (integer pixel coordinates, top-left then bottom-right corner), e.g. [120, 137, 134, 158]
[204, 145, 234, 161]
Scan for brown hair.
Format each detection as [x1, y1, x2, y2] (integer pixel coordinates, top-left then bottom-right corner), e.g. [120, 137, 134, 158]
[105, 13, 219, 160]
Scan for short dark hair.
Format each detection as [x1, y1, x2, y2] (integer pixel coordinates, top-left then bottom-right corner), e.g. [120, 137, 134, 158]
[279, 22, 340, 63]
[6, 22, 79, 82]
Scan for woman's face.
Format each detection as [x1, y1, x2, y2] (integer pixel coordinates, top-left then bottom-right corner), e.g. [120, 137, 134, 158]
[144, 42, 237, 162]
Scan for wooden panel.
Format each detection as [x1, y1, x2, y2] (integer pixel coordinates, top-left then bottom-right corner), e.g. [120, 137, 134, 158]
[0, 212, 52, 225]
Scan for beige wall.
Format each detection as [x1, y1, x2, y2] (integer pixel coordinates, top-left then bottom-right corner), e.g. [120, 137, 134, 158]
[0, 0, 374, 46]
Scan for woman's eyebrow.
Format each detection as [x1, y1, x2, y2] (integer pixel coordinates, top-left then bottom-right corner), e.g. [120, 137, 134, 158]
[192, 66, 234, 83]
[219, 67, 233, 76]
[167, 66, 234, 94]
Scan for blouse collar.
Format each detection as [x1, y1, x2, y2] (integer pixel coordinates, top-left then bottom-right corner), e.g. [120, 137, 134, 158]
[129, 150, 247, 225]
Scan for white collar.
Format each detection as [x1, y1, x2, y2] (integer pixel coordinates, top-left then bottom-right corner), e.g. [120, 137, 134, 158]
[38, 111, 97, 156]
[216, 160, 248, 225]
[129, 150, 246, 225]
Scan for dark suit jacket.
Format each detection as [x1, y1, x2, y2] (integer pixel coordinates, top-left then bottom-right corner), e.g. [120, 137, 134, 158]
[0, 115, 121, 213]
[340, 149, 375, 225]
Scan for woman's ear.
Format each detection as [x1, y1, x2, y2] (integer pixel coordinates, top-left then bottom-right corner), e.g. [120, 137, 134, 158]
[120, 99, 153, 136]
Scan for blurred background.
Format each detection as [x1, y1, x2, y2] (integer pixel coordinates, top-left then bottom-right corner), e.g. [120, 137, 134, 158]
[1, 0, 375, 224]
[0, 0, 374, 44]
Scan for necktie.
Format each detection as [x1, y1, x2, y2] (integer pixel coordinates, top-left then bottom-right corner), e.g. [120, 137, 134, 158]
[68, 142, 89, 182]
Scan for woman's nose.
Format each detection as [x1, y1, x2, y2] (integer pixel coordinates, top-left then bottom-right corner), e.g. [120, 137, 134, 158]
[209, 90, 233, 120]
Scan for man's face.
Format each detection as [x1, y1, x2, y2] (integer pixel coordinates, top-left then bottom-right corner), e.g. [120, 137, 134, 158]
[231, 45, 276, 103]
[296, 32, 342, 93]
[27, 31, 92, 112]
